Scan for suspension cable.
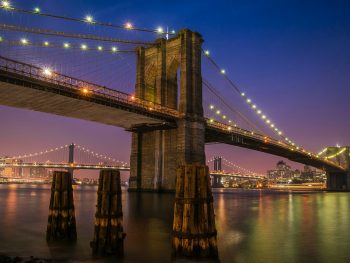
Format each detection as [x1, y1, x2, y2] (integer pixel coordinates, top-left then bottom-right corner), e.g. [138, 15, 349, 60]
[0, 5, 176, 36]
[0, 24, 155, 45]
[203, 79, 265, 134]
[0, 39, 135, 53]
[202, 50, 298, 147]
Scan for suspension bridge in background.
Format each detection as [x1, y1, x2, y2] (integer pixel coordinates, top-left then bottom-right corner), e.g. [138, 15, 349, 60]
[0, 143, 265, 181]
[0, 2, 349, 191]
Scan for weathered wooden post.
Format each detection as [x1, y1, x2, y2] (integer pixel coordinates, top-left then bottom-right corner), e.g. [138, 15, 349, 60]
[90, 169, 126, 256]
[46, 171, 77, 241]
[172, 164, 218, 259]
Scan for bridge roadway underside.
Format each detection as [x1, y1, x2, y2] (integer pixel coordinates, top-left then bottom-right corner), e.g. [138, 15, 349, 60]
[0, 70, 176, 129]
[205, 127, 345, 173]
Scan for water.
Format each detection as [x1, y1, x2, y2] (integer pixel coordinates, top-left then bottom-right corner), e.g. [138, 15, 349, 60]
[0, 184, 350, 263]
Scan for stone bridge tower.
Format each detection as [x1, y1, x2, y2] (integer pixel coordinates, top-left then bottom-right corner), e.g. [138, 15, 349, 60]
[128, 29, 205, 192]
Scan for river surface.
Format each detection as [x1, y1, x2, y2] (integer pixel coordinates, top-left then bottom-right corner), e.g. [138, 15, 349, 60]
[0, 184, 350, 263]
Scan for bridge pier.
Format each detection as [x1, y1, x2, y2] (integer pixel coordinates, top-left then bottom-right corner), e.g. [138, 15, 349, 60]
[90, 169, 125, 256]
[327, 171, 350, 191]
[172, 164, 218, 259]
[46, 171, 77, 241]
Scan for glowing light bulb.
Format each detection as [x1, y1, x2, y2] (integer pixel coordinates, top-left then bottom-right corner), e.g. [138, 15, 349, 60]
[220, 69, 226, 74]
[204, 50, 210, 56]
[20, 38, 28, 44]
[241, 92, 245, 96]
[97, 46, 103, 51]
[209, 105, 214, 109]
[85, 15, 93, 23]
[81, 44, 87, 50]
[257, 110, 262, 114]
[42, 67, 52, 76]
[44, 41, 49, 46]
[111, 46, 118, 52]
[82, 87, 89, 94]
[157, 27, 164, 33]
[278, 131, 282, 135]
[252, 104, 256, 109]
[0, 36, 3, 42]
[223, 115, 226, 119]
[262, 115, 266, 119]
[246, 98, 251, 103]
[1, 1, 10, 8]
[34, 7, 40, 13]
[63, 43, 70, 48]
[171, 30, 176, 34]
[216, 110, 221, 115]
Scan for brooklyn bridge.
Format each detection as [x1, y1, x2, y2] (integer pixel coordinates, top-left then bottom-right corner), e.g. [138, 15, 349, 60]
[0, 1, 349, 260]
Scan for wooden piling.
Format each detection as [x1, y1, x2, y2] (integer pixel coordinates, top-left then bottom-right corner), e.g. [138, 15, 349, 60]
[172, 164, 218, 259]
[46, 171, 77, 241]
[90, 169, 126, 256]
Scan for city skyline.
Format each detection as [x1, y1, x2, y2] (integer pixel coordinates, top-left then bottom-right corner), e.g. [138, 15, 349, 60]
[1, 0, 350, 174]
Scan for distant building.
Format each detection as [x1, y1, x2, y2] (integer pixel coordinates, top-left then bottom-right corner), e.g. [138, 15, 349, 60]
[0, 158, 23, 177]
[30, 167, 48, 178]
[300, 165, 325, 182]
[267, 160, 295, 182]
[267, 161, 325, 183]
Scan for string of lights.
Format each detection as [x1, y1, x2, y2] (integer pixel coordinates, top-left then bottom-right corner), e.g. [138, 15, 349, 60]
[0, 38, 135, 53]
[222, 158, 263, 176]
[203, 79, 264, 133]
[75, 144, 128, 165]
[317, 147, 328, 156]
[206, 157, 264, 176]
[325, 147, 347, 159]
[0, 1, 175, 36]
[207, 104, 237, 127]
[0, 24, 154, 45]
[1, 144, 69, 160]
[202, 49, 299, 148]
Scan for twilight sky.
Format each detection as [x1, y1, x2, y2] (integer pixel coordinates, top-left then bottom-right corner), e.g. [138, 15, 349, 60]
[0, 0, 349, 175]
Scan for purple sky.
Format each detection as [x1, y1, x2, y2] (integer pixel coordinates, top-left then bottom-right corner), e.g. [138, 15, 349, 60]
[0, 0, 349, 176]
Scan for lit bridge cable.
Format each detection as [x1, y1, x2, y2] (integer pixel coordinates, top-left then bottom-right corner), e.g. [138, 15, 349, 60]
[0, 144, 70, 161]
[203, 78, 265, 134]
[0, 39, 136, 54]
[0, 24, 155, 46]
[0, 2, 176, 36]
[75, 144, 128, 166]
[202, 49, 299, 148]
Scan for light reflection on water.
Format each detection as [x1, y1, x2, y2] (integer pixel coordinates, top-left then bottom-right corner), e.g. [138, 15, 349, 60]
[0, 185, 350, 263]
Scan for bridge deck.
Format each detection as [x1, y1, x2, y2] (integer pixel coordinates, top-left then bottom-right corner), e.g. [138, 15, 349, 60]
[206, 123, 345, 173]
[0, 56, 178, 129]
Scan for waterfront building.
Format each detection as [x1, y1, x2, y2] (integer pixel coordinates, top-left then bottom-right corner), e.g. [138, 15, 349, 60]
[267, 161, 326, 183]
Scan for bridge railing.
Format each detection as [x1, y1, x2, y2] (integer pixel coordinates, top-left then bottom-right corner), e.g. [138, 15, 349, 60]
[206, 119, 343, 169]
[0, 56, 179, 118]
